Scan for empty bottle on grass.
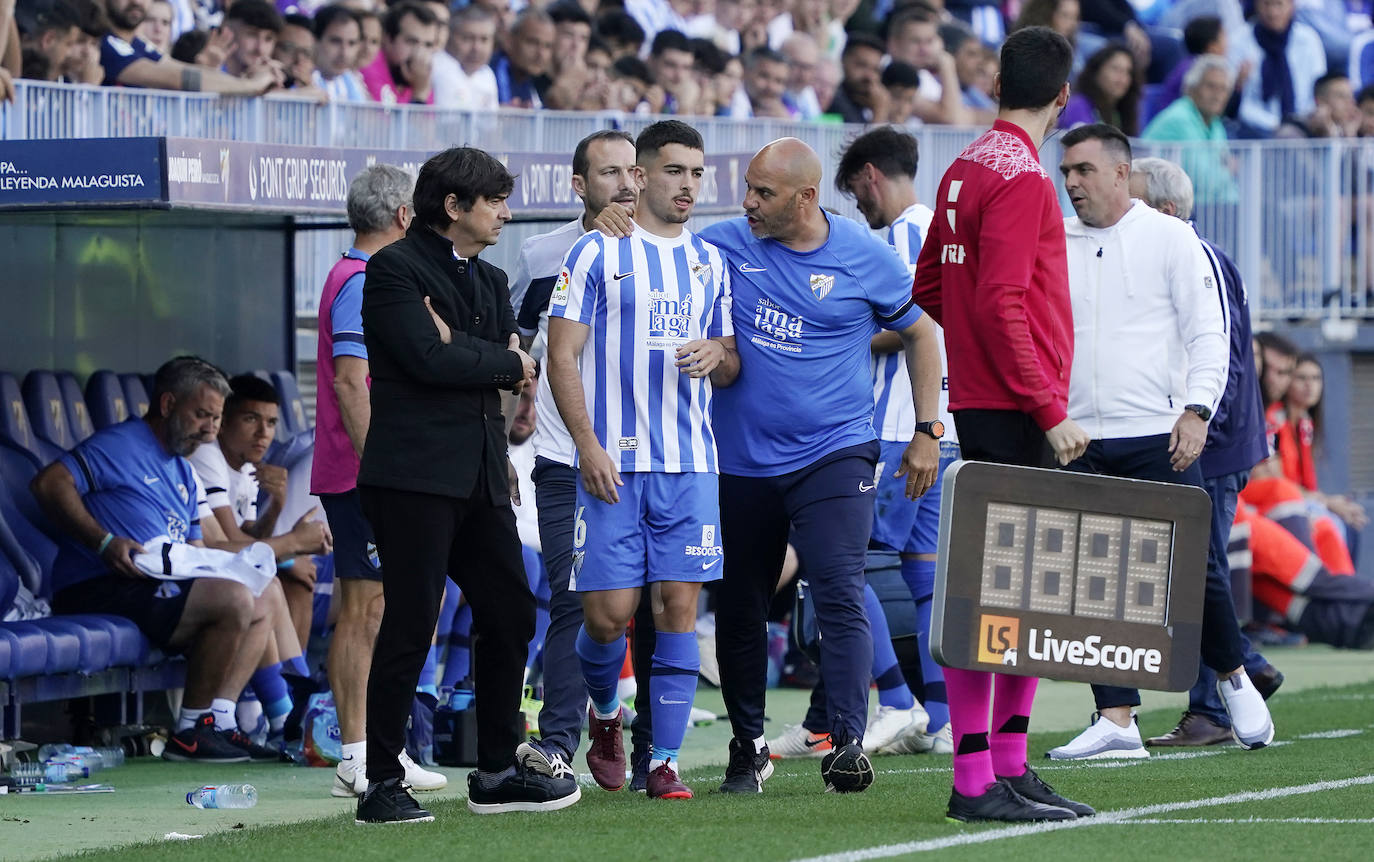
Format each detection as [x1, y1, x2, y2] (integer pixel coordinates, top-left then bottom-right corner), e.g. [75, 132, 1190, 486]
[187, 784, 257, 809]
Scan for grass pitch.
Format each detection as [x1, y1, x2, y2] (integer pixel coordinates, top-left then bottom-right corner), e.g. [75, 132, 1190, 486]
[7, 647, 1374, 862]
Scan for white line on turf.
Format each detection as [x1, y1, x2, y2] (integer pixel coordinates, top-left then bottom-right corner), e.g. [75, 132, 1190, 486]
[787, 774, 1374, 862]
[1107, 818, 1374, 825]
[1295, 729, 1364, 739]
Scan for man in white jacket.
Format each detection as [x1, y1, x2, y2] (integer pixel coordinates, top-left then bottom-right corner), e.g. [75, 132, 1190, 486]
[1046, 123, 1275, 760]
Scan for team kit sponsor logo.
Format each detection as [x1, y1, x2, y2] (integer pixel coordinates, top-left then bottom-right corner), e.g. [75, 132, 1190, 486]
[647, 290, 694, 349]
[976, 613, 1163, 674]
[551, 266, 571, 306]
[752, 297, 804, 353]
[685, 524, 723, 558]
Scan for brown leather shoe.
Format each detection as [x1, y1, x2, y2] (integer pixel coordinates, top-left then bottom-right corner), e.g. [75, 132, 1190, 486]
[1145, 712, 1234, 748]
[1247, 664, 1284, 700]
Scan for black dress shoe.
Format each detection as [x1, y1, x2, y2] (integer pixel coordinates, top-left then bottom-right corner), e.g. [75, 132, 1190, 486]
[1247, 664, 1284, 701]
[355, 778, 434, 824]
[466, 762, 581, 814]
[999, 766, 1095, 816]
[1145, 712, 1234, 748]
[947, 781, 1077, 823]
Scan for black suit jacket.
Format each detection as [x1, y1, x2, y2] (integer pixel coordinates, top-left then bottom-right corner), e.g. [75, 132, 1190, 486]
[357, 224, 523, 503]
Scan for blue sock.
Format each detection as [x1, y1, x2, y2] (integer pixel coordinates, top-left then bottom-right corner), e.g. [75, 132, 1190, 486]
[649, 631, 699, 764]
[442, 603, 473, 687]
[525, 549, 551, 676]
[417, 645, 438, 697]
[283, 655, 309, 679]
[250, 662, 293, 721]
[576, 626, 626, 717]
[866, 584, 915, 709]
[904, 558, 949, 731]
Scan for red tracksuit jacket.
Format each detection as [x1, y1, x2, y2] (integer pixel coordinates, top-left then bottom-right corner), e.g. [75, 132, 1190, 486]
[912, 119, 1073, 432]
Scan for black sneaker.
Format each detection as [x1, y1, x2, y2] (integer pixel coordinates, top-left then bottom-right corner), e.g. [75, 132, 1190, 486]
[466, 762, 581, 814]
[162, 713, 250, 763]
[221, 727, 284, 762]
[820, 739, 874, 793]
[630, 746, 651, 792]
[355, 778, 434, 824]
[719, 737, 774, 793]
[999, 765, 1094, 816]
[947, 781, 1077, 823]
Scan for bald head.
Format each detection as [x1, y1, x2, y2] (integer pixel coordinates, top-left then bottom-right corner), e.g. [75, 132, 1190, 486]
[744, 138, 827, 247]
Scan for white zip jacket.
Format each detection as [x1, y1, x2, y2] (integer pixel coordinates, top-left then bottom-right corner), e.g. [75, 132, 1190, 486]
[1065, 199, 1228, 440]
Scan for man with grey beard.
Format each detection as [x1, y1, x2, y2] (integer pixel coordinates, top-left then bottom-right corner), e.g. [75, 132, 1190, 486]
[33, 356, 330, 764]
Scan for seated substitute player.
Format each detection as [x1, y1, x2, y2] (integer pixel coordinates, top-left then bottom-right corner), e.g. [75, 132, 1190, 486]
[1047, 124, 1274, 759]
[593, 137, 944, 795]
[547, 119, 739, 801]
[33, 357, 319, 763]
[836, 124, 954, 755]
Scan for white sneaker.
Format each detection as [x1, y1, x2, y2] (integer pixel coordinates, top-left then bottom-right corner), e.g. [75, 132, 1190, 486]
[332, 754, 367, 798]
[865, 703, 931, 754]
[883, 721, 953, 755]
[400, 750, 448, 791]
[1046, 713, 1149, 760]
[766, 723, 834, 758]
[1218, 672, 1275, 750]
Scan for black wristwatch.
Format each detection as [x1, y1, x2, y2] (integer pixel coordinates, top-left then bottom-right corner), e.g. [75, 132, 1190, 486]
[914, 420, 946, 440]
[1184, 404, 1213, 422]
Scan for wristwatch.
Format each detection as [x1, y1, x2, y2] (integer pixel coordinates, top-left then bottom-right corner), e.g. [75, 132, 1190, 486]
[1184, 404, 1213, 422]
[914, 420, 946, 440]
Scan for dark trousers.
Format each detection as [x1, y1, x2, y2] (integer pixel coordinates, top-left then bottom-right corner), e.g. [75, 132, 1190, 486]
[717, 442, 878, 744]
[952, 409, 1056, 469]
[360, 483, 535, 778]
[1068, 435, 1248, 710]
[532, 457, 654, 759]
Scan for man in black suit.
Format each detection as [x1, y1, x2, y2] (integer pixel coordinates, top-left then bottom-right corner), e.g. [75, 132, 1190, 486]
[353, 147, 580, 824]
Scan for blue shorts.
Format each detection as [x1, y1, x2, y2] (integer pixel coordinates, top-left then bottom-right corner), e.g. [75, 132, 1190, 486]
[870, 439, 960, 555]
[571, 472, 723, 592]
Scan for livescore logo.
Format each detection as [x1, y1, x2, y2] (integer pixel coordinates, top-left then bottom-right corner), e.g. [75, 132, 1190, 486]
[976, 613, 1165, 675]
[977, 615, 1020, 666]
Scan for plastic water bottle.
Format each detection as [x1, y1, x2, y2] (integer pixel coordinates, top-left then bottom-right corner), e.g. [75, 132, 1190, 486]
[95, 746, 126, 769]
[187, 784, 258, 809]
[9, 762, 70, 785]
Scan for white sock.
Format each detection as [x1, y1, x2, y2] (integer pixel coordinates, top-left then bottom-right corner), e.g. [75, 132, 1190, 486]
[341, 741, 366, 765]
[649, 758, 676, 772]
[236, 698, 263, 732]
[753, 734, 767, 754]
[268, 713, 287, 733]
[177, 707, 204, 732]
[210, 698, 238, 730]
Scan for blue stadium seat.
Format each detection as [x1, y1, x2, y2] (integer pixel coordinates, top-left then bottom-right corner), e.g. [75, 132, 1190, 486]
[0, 477, 60, 597]
[120, 374, 150, 419]
[64, 614, 148, 667]
[56, 372, 95, 443]
[85, 370, 131, 429]
[1, 373, 64, 464]
[1, 620, 81, 674]
[271, 370, 310, 436]
[22, 370, 75, 452]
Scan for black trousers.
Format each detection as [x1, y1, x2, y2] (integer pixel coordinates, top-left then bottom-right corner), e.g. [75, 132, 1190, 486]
[1065, 435, 1248, 710]
[360, 483, 535, 779]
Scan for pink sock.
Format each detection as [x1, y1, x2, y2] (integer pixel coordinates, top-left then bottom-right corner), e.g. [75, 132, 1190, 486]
[943, 666, 996, 797]
[990, 673, 1038, 778]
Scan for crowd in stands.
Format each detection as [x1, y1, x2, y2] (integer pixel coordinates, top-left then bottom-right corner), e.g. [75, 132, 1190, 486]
[2, 0, 1374, 139]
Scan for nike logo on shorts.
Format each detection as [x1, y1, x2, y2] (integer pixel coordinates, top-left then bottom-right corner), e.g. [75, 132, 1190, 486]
[702, 558, 721, 571]
[858, 482, 875, 492]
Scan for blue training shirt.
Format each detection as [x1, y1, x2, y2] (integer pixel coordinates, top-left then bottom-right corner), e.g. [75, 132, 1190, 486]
[52, 418, 204, 592]
[698, 212, 924, 476]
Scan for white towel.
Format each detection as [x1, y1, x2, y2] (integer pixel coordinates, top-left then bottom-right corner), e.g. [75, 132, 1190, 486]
[133, 537, 277, 597]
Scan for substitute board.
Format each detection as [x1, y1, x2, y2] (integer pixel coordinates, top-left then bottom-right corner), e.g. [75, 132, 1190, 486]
[930, 461, 1211, 691]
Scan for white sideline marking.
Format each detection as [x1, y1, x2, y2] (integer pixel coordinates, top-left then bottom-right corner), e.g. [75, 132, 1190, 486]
[788, 774, 1374, 862]
[1109, 818, 1374, 825]
[872, 747, 1246, 777]
[1296, 729, 1364, 739]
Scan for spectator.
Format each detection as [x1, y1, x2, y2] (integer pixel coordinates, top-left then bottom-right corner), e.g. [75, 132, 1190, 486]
[624, 0, 692, 46]
[98, 0, 277, 92]
[61, 0, 105, 83]
[223, 0, 284, 81]
[827, 30, 885, 122]
[468, 0, 512, 46]
[1157, 16, 1246, 118]
[1012, 0, 1080, 51]
[312, 4, 367, 102]
[1236, 0, 1326, 136]
[1076, 0, 1151, 70]
[886, 4, 968, 125]
[941, 22, 997, 123]
[691, 0, 748, 54]
[432, 2, 498, 111]
[548, 0, 591, 77]
[275, 12, 322, 91]
[610, 53, 664, 112]
[780, 31, 822, 119]
[32, 357, 293, 764]
[647, 29, 698, 113]
[18, 0, 79, 81]
[492, 6, 553, 108]
[595, 8, 646, 60]
[1278, 72, 1362, 138]
[1255, 330, 1299, 413]
[136, 0, 174, 55]
[813, 52, 841, 114]
[355, 8, 381, 69]
[1142, 56, 1240, 209]
[359, 1, 437, 105]
[1278, 353, 1369, 533]
[1358, 84, 1374, 136]
[880, 59, 922, 125]
[743, 43, 794, 117]
[1061, 42, 1141, 134]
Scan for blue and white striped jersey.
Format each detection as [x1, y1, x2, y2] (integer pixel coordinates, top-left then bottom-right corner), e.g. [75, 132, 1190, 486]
[549, 226, 733, 474]
[871, 202, 957, 443]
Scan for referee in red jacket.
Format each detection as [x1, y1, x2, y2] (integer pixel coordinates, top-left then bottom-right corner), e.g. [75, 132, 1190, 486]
[912, 26, 1094, 824]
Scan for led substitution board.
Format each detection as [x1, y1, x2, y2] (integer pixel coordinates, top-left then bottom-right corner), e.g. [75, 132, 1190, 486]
[930, 461, 1211, 691]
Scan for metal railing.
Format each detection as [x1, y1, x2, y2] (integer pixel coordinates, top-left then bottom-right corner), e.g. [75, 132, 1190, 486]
[4, 79, 1374, 321]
